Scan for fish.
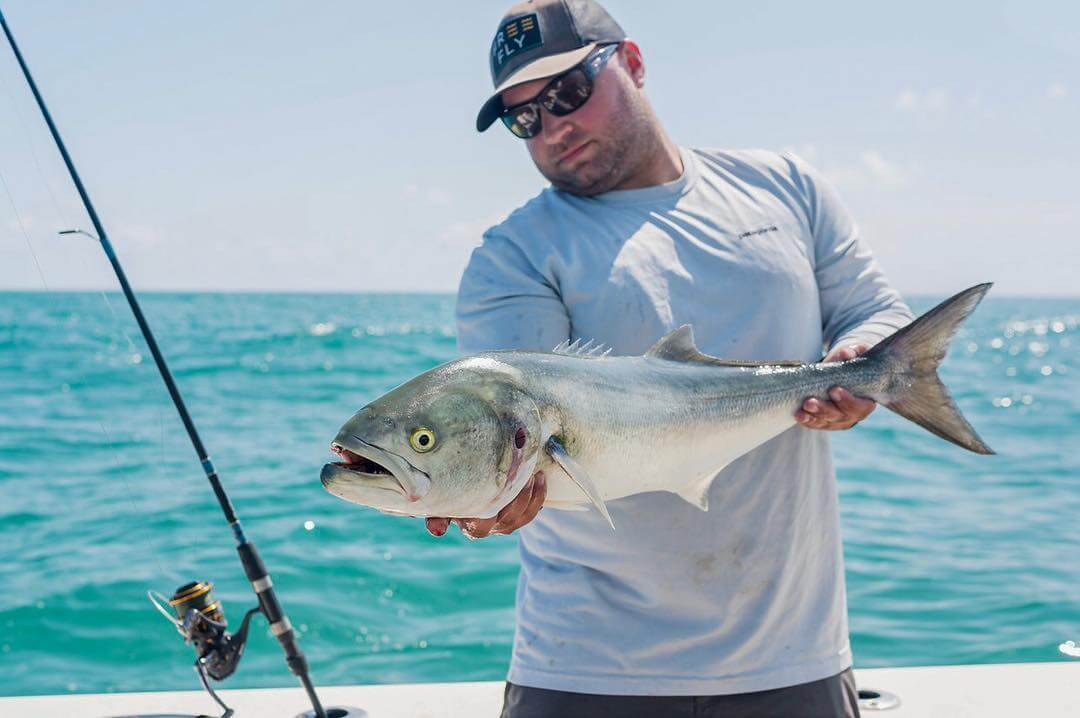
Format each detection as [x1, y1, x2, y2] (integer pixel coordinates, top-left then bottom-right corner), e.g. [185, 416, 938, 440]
[321, 283, 995, 527]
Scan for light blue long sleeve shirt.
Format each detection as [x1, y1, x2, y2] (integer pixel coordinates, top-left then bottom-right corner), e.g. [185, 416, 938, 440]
[455, 148, 912, 695]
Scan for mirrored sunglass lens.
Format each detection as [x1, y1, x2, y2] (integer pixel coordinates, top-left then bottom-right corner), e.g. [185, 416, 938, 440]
[540, 69, 591, 116]
[503, 105, 540, 138]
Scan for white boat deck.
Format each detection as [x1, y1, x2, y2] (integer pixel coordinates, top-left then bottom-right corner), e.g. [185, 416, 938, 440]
[2, 662, 1077, 717]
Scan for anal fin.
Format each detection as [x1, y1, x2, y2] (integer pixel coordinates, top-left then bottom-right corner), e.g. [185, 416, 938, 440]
[675, 471, 716, 511]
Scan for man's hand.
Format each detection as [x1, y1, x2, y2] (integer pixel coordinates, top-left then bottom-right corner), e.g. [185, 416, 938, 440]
[425, 471, 547, 539]
[795, 343, 875, 430]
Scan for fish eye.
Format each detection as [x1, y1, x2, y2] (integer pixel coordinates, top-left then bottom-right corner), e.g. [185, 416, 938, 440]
[409, 427, 436, 453]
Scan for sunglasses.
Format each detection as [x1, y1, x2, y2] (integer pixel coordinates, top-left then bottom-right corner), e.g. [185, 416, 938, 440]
[500, 43, 619, 139]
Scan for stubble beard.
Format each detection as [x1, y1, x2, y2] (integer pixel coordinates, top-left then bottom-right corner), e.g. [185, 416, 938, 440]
[547, 134, 632, 196]
[544, 96, 658, 198]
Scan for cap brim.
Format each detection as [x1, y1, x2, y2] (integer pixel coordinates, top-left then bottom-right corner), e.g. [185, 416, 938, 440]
[475, 43, 597, 132]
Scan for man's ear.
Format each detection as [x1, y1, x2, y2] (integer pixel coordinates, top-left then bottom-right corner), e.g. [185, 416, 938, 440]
[619, 40, 646, 88]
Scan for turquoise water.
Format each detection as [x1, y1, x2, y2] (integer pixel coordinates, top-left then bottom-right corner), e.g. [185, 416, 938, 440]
[0, 291, 1077, 697]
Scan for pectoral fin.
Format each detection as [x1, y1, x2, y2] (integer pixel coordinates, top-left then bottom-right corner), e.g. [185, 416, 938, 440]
[545, 437, 615, 530]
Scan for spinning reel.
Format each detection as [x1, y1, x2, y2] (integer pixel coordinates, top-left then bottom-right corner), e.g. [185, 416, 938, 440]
[150, 581, 262, 717]
[150, 581, 365, 718]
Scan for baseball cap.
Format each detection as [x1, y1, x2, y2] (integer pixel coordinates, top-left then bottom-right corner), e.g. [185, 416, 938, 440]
[475, 0, 626, 132]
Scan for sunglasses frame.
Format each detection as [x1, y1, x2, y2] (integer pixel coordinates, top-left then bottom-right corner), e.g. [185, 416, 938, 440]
[500, 43, 620, 139]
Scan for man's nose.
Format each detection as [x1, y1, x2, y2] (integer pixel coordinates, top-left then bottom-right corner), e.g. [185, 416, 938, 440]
[538, 108, 574, 145]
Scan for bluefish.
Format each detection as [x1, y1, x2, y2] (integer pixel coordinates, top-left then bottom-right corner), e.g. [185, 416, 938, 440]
[321, 284, 994, 527]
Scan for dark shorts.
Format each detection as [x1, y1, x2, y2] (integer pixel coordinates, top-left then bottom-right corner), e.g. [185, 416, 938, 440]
[500, 668, 860, 718]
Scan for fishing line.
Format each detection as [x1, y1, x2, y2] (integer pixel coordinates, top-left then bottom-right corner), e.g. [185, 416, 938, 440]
[1, 71, 175, 587]
[4, 64, 137, 357]
[0, 164, 47, 288]
[98, 421, 172, 582]
[0, 70, 70, 229]
[0, 62, 63, 287]
[1, 163, 176, 587]
[98, 287, 142, 357]
[0, 20, 215, 591]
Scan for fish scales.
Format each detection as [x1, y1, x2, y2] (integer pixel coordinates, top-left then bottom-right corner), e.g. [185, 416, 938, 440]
[513, 355, 891, 508]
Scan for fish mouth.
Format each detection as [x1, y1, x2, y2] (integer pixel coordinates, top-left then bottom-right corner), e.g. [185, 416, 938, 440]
[331, 446, 394, 478]
[322, 436, 430, 503]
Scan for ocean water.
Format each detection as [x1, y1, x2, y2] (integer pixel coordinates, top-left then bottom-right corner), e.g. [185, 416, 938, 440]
[0, 291, 1077, 697]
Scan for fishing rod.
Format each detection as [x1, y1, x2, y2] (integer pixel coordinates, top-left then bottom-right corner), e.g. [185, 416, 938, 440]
[0, 8, 349, 717]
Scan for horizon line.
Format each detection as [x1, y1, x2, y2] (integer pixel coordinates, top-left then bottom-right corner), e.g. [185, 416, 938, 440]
[1, 287, 1078, 300]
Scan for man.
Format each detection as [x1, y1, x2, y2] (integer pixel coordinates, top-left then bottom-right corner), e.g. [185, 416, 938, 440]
[428, 1, 913, 716]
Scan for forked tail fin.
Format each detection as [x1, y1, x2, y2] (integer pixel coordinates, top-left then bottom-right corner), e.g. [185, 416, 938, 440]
[866, 283, 995, 454]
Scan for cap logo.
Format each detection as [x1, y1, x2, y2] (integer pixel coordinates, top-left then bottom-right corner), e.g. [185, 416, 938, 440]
[490, 13, 543, 78]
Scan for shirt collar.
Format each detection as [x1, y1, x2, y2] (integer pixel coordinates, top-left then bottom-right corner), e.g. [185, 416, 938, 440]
[583, 146, 698, 206]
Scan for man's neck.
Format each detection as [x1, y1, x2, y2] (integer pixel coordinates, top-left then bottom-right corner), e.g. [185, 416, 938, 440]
[611, 132, 683, 191]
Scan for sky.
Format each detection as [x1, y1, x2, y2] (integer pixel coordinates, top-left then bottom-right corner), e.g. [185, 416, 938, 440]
[0, 0, 1076, 296]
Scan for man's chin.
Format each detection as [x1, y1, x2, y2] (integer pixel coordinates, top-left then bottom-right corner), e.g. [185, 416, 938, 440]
[548, 162, 620, 197]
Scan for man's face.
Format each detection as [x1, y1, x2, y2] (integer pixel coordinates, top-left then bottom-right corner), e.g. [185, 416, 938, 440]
[500, 47, 648, 196]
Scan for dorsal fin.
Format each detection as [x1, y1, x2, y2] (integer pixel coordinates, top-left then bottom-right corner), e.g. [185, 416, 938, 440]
[552, 337, 613, 358]
[644, 325, 805, 367]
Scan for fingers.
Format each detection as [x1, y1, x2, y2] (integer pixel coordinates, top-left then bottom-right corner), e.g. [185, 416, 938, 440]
[456, 515, 499, 540]
[427, 471, 548, 540]
[798, 344, 876, 431]
[425, 517, 451, 536]
[823, 346, 857, 363]
[796, 405, 836, 430]
[494, 471, 546, 535]
[799, 396, 846, 425]
[426, 514, 495, 539]
[822, 343, 872, 364]
[829, 387, 876, 422]
[796, 387, 876, 431]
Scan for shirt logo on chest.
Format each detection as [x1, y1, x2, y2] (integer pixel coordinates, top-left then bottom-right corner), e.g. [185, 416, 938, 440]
[738, 225, 779, 239]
